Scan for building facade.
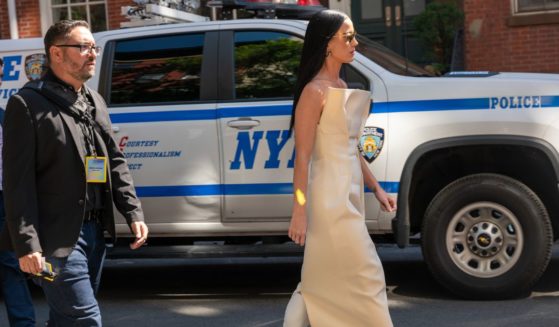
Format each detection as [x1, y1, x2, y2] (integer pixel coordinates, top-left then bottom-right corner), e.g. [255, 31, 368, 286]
[1, 0, 558, 73]
[0, 0, 330, 39]
[464, 0, 559, 73]
[0, 0, 134, 39]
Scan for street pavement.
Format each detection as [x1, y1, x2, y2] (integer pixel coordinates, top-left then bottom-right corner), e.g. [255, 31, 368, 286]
[2, 244, 559, 326]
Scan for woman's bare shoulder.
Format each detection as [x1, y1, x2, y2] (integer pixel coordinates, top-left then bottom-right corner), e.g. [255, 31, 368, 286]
[301, 80, 329, 102]
[295, 82, 328, 117]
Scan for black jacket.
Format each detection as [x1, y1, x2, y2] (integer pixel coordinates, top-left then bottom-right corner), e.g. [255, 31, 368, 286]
[0, 71, 144, 258]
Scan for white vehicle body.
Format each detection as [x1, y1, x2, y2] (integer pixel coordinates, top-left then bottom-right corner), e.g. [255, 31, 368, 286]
[1, 19, 558, 299]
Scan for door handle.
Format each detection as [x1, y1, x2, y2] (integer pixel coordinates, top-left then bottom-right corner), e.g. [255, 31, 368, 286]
[112, 126, 120, 133]
[227, 118, 261, 130]
[385, 6, 392, 27]
[395, 5, 402, 27]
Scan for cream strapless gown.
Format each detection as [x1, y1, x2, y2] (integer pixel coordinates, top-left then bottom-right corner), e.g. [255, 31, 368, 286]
[284, 87, 393, 327]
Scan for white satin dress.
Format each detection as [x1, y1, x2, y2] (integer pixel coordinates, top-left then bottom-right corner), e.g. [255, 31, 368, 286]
[284, 87, 393, 327]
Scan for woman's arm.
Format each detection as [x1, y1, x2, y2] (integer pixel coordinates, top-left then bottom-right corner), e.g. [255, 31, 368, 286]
[360, 156, 397, 212]
[289, 84, 326, 246]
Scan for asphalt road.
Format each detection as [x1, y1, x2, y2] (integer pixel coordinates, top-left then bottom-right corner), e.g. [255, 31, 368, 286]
[2, 244, 559, 327]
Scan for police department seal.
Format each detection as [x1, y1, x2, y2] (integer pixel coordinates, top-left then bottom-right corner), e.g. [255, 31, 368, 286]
[359, 126, 384, 163]
[24, 53, 47, 81]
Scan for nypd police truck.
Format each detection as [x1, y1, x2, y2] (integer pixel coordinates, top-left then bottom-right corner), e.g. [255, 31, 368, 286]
[1, 18, 558, 300]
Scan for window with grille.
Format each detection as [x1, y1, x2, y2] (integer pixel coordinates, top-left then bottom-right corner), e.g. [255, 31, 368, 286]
[50, 0, 107, 32]
[515, 0, 559, 13]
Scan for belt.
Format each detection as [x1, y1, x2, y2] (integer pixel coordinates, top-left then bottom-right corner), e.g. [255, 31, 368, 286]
[84, 209, 102, 222]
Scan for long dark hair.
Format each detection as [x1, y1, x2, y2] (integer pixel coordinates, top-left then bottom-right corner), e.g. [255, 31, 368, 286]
[289, 10, 347, 135]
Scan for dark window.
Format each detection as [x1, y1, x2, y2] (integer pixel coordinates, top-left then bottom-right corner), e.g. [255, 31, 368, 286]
[356, 35, 434, 77]
[110, 33, 204, 105]
[234, 31, 303, 100]
[517, 0, 559, 12]
[342, 64, 370, 90]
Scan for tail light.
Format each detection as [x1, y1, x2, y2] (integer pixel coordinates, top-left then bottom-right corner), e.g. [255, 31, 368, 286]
[297, 0, 321, 5]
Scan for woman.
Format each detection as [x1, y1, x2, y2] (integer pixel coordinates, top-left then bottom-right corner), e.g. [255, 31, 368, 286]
[284, 10, 396, 327]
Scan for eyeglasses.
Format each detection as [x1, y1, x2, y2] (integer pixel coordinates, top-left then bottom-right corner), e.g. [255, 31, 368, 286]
[54, 44, 102, 55]
[337, 31, 357, 43]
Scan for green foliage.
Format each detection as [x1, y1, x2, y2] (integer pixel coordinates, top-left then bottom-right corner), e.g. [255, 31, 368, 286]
[413, 1, 464, 74]
[235, 38, 303, 99]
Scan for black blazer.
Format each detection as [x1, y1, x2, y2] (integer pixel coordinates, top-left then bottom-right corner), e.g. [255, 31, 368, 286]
[1, 73, 144, 258]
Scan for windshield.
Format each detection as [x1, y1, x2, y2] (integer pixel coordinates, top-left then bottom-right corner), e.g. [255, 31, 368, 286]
[356, 35, 435, 77]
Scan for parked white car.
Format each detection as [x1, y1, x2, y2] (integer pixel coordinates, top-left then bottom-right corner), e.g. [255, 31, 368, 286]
[1, 19, 558, 299]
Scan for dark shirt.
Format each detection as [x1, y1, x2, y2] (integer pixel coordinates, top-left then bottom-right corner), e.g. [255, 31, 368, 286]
[43, 70, 105, 212]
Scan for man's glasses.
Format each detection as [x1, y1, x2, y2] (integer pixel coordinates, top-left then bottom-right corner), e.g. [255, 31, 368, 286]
[337, 31, 357, 43]
[54, 44, 102, 55]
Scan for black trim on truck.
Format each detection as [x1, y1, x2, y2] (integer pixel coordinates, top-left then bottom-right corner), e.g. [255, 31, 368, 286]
[201, 31, 220, 100]
[218, 30, 235, 101]
[393, 135, 559, 248]
[97, 40, 115, 101]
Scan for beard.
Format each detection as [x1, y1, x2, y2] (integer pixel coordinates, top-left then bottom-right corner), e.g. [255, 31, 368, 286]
[64, 53, 95, 82]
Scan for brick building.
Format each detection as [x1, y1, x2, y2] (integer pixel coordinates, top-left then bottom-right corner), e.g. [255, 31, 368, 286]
[0, 0, 329, 39]
[464, 0, 559, 73]
[0, 0, 135, 39]
[1, 0, 558, 73]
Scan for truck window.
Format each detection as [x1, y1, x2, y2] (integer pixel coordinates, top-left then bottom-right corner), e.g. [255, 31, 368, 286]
[342, 64, 370, 90]
[109, 33, 205, 105]
[233, 31, 303, 100]
[355, 34, 435, 77]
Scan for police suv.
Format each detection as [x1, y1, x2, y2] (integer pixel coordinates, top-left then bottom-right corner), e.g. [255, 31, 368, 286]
[1, 18, 559, 300]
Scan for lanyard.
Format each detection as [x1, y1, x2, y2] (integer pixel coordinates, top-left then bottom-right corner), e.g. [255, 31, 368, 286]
[75, 93, 98, 157]
[79, 115, 97, 157]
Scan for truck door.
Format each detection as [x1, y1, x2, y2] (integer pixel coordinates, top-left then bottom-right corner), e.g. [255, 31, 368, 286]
[99, 30, 221, 235]
[217, 28, 304, 223]
[345, 58, 391, 232]
[217, 25, 388, 229]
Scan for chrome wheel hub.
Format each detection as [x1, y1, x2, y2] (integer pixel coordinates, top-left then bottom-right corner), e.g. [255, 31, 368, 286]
[445, 202, 523, 278]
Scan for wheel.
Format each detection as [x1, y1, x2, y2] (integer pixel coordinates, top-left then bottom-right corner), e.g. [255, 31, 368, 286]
[421, 173, 553, 299]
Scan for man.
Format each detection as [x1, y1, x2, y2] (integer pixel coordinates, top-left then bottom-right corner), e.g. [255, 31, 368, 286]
[0, 20, 149, 326]
[0, 58, 36, 327]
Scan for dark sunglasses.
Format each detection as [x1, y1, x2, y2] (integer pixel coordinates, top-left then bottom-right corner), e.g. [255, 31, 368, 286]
[337, 31, 357, 43]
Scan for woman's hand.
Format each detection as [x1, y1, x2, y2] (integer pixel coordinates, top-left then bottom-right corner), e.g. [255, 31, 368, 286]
[288, 212, 308, 246]
[375, 188, 397, 212]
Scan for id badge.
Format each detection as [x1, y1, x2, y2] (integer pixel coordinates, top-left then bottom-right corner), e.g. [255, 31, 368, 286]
[85, 156, 107, 183]
[35, 257, 57, 282]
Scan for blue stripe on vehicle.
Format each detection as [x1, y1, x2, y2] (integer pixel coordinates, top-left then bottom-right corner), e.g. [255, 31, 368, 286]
[135, 185, 222, 197]
[378, 181, 400, 193]
[542, 95, 559, 107]
[224, 183, 293, 195]
[135, 182, 399, 197]
[110, 110, 217, 123]
[371, 102, 388, 114]
[376, 98, 489, 114]
[109, 95, 559, 123]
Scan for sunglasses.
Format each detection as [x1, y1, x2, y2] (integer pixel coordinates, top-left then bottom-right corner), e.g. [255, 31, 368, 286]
[337, 31, 357, 43]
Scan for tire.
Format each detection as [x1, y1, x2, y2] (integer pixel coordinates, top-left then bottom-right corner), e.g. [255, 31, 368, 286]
[421, 173, 553, 299]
